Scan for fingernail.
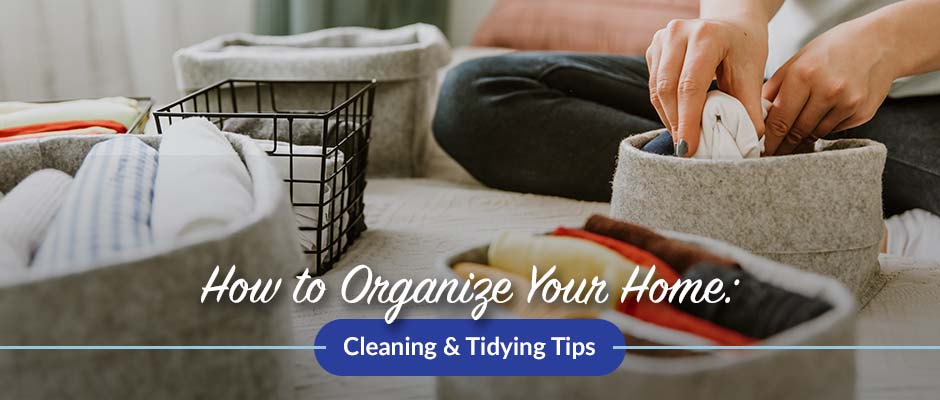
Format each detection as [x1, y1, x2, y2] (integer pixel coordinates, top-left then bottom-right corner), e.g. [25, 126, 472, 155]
[676, 139, 688, 157]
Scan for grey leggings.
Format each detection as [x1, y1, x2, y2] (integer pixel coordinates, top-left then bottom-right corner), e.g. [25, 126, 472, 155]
[433, 52, 940, 216]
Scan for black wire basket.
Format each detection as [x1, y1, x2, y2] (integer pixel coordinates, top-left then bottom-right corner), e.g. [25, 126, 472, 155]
[153, 79, 377, 275]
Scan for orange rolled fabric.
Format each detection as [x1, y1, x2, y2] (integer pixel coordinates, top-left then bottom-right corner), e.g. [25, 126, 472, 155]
[620, 298, 756, 346]
[0, 120, 126, 139]
[552, 227, 680, 284]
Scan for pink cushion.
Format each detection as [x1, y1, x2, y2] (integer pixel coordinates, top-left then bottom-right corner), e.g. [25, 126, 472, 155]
[472, 0, 699, 55]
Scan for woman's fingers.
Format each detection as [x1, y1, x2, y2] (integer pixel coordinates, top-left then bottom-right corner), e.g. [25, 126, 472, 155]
[655, 23, 689, 134]
[812, 105, 854, 139]
[774, 94, 832, 155]
[675, 35, 721, 157]
[646, 32, 670, 132]
[762, 72, 810, 155]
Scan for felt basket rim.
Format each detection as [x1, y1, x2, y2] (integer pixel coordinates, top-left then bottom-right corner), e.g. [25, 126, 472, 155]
[620, 128, 887, 166]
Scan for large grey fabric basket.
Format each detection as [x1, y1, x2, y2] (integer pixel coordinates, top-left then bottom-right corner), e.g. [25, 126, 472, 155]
[610, 129, 886, 299]
[437, 229, 857, 400]
[173, 23, 452, 177]
[0, 134, 301, 399]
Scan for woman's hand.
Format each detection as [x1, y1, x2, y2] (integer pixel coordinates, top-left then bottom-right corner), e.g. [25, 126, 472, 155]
[761, 18, 898, 155]
[646, 17, 768, 157]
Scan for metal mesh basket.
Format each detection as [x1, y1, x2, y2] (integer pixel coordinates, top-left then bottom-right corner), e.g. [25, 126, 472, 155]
[153, 79, 376, 275]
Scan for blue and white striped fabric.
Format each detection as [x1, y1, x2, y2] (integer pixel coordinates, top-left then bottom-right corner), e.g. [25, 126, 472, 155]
[32, 136, 159, 271]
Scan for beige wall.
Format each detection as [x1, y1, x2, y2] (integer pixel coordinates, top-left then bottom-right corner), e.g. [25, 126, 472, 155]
[0, 0, 491, 103]
[448, 0, 497, 46]
[0, 0, 253, 104]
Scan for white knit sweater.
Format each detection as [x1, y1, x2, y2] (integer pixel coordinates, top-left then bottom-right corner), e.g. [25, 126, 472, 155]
[0, 169, 73, 269]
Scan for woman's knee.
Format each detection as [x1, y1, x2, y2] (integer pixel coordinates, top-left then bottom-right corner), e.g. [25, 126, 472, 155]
[433, 57, 510, 160]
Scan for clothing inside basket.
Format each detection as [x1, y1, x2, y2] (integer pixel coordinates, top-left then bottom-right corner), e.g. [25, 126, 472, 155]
[0, 117, 346, 275]
[453, 214, 835, 357]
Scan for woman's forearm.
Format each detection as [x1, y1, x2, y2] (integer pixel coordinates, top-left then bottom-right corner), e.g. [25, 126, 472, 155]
[862, 0, 940, 78]
[699, 0, 785, 25]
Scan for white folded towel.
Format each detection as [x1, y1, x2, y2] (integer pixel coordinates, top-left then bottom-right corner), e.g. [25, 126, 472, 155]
[151, 118, 253, 242]
[0, 97, 141, 130]
[33, 136, 159, 271]
[694, 91, 772, 160]
[0, 170, 73, 269]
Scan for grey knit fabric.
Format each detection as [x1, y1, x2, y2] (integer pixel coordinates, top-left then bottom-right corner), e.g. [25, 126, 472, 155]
[0, 134, 301, 399]
[438, 231, 857, 400]
[610, 129, 886, 298]
[174, 24, 452, 177]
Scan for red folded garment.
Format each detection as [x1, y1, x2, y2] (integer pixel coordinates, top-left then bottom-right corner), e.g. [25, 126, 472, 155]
[584, 214, 739, 273]
[620, 298, 756, 346]
[0, 120, 127, 138]
[552, 227, 680, 284]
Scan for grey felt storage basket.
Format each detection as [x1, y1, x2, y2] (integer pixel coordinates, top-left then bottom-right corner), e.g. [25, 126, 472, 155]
[610, 129, 886, 299]
[437, 229, 857, 400]
[173, 23, 452, 177]
[0, 134, 301, 399]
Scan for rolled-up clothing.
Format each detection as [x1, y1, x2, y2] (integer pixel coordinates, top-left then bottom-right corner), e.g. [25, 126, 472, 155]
[584, 214, 739, 273]
[151, 117, 253, 242]
[488, 231, 669, 305]
[0, 120, 126, 138]
[676, 263, 833, 339]
[32, 136, 158, 271]
[0, 169, 73, 269]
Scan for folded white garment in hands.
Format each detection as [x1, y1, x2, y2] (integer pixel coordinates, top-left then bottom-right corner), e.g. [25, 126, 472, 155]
[694, 91, 772, 160]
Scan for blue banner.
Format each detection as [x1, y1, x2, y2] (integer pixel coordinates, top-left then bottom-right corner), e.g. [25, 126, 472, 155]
[314, 319, 625, 376]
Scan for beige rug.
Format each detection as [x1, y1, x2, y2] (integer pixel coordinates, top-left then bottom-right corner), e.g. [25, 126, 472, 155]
[291, 178, 940, 400]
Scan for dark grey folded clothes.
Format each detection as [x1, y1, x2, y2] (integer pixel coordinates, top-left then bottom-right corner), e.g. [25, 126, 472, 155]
[222, 118, 358, 147]
[676, 263, 833, 339]
[641, 130, 675, 156]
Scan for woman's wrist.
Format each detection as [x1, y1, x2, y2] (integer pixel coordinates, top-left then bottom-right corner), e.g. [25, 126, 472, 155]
[846, 14, 905, 81]
[855, 0, 940, 78]
[700, 0, 782, 26]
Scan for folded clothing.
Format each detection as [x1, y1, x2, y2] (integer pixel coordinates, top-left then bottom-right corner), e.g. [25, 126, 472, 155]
[639, 91, 770, 159]
[454, 261, 597, 319]
[488, 231, 664, 305]
[584, 214, 739, 273]
[254, 138, 349, 253]
[0, 97, 140, 131]
[619, 296, 756, 346]
[0, 170, 73, 269]
[694, 91, 770, 160]
[0, 120, 126, 138]
[152, 118, 253, 242]
[641, 130, 675, 156]
[33, 136, 159, 271]
[224, 118, 357, 147]
[552, 227, 680, 284]
[0, 127, 119, 143]
[676, 263, 833, 339]
[885, 209, 940, 261]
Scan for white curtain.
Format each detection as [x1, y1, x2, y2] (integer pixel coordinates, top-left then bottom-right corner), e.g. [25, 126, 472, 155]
[0, 0, 254, 105]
